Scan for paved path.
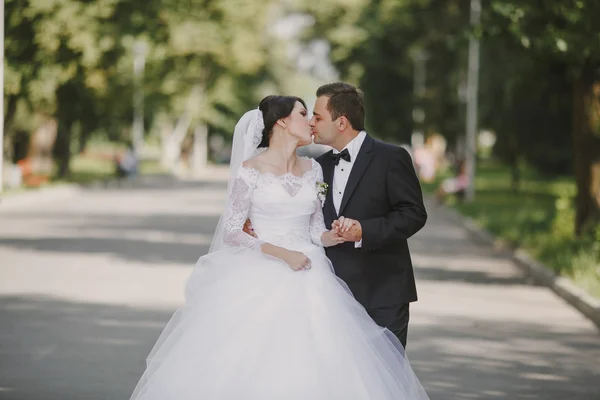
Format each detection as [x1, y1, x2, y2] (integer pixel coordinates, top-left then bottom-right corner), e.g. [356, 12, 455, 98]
[0, 175, 599, 400]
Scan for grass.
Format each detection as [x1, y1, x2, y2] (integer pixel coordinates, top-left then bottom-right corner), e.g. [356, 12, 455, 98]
[55, 152, 166, 185]
[428, 160, 600, 298]
[3, 144, 168, 196]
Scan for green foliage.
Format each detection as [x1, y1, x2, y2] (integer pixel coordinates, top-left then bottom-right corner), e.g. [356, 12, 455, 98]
[438, 160, 600, 298]
[482, 1, 600, 234]
[4, 0, 281, 177]
[537, 193, 600, 297]
[297, 0, 600, 234]
[552, 192, 577, 239]
[297, 0, 470, 143]
[487, 1, 600, 67]
[479, 36, 574, 175]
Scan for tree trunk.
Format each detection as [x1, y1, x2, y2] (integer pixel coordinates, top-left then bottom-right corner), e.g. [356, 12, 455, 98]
[52, 81, 84, 179]
[78, 128, 89, 154]
[4, 95, 18, 132]
[508, 153, 520, 193]
[572, 64, 600, 236]
[53, 121, 73, 179]
[4, 96, 19, 162]
[53, 104, 73, 179]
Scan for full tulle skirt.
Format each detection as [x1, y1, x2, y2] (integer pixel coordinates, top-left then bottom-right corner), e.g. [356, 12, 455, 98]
[130, 245, 429, 399]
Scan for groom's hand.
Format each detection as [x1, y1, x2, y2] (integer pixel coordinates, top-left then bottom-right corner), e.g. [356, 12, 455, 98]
[321, 228, 347, 247]
[332, 216, 362, 242]
[243, 218, 258, 238]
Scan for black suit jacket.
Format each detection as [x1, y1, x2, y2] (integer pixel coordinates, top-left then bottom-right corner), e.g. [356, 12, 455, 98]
[316, 135, 427, 309]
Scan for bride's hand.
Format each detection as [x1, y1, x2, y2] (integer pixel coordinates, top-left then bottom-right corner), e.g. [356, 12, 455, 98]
[283, 250, 311, 271]
[321, 228, 346, 247]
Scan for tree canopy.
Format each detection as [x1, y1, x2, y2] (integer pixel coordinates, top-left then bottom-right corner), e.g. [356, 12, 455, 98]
[4, 0, 599, 232]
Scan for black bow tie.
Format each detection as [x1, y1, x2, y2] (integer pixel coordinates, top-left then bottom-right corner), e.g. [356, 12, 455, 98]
[331, 149, 351, 166]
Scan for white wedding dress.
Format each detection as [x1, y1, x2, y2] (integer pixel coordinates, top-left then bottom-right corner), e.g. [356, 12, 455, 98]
[130, 158, 429, 400]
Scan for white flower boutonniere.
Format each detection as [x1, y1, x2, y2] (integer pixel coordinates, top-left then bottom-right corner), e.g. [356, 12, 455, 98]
[316, 181, 328, 207]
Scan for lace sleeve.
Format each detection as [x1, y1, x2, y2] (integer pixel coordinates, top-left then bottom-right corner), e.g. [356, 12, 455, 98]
[223, 167, 263, 251]
[309, 161, 327, 246]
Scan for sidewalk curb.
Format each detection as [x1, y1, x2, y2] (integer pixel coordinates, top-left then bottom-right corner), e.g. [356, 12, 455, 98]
[439, 202, 600, 330]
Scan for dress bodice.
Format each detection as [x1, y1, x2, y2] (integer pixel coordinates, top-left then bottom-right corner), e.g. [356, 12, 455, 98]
[249, 168, 320, 249]
[222, 158, 327, 252]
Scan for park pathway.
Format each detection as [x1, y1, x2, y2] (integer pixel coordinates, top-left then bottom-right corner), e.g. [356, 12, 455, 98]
[0, 173, 599, 400]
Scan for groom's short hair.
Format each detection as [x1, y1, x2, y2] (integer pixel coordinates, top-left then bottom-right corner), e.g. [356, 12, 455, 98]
[316, 82, 365, 131]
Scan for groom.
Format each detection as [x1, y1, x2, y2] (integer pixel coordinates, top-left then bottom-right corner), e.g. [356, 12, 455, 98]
[310, 82, 427, 348]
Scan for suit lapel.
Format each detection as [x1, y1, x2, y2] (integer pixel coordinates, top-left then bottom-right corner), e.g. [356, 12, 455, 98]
[338, 135, 375, 216]
[320, 150, 338, 223]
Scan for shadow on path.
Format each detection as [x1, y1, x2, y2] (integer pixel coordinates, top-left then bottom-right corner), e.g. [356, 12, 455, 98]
[0, 179, 226, 266]
[1, 294, 598, 400]
[410, 314, 600, 400]
[0, 212, 217, 266]
[0, 295, 171, 400]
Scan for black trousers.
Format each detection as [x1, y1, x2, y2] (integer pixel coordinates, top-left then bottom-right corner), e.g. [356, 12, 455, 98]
[366, 303, 410, 349]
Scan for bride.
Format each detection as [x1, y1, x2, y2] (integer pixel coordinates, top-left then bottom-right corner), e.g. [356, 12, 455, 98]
[129, 95, 430, 399]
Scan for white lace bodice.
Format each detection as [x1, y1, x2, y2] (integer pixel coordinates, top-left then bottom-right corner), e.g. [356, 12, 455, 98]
[222, 158, 327, 252]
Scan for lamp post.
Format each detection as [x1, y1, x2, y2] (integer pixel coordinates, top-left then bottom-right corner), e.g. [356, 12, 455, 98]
[465, 0, 481, 201]
[132, 40, 148, 154]
[410, 49, 429, 148]
[0, 0, 5, 195]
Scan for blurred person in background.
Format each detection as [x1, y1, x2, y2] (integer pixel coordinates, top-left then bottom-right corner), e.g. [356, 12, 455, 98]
[435, 159, 469, 204]
[115, 142, 138, 179]
[413, 144, 437, 183]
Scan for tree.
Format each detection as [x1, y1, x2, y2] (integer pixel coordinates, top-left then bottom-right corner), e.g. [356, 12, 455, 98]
[297, 0, 469, 144]
[485, 0, 600, 235]
[4, 0, 282, 177]
[479, 32, 573, 191]
[299, 0, 600, 234]
[5, 0, 131, 176]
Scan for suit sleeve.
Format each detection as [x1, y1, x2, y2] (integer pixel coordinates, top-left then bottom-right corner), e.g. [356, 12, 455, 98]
[359, 147, 427, 251]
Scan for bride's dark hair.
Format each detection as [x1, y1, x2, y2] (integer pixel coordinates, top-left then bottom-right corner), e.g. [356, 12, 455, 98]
[258, 95, 307, 148]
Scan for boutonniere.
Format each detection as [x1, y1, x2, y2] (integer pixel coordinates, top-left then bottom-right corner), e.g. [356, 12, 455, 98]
[316, 181, 328, 207]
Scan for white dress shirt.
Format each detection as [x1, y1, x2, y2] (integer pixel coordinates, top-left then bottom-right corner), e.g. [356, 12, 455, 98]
[332, 130, 367, 248]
